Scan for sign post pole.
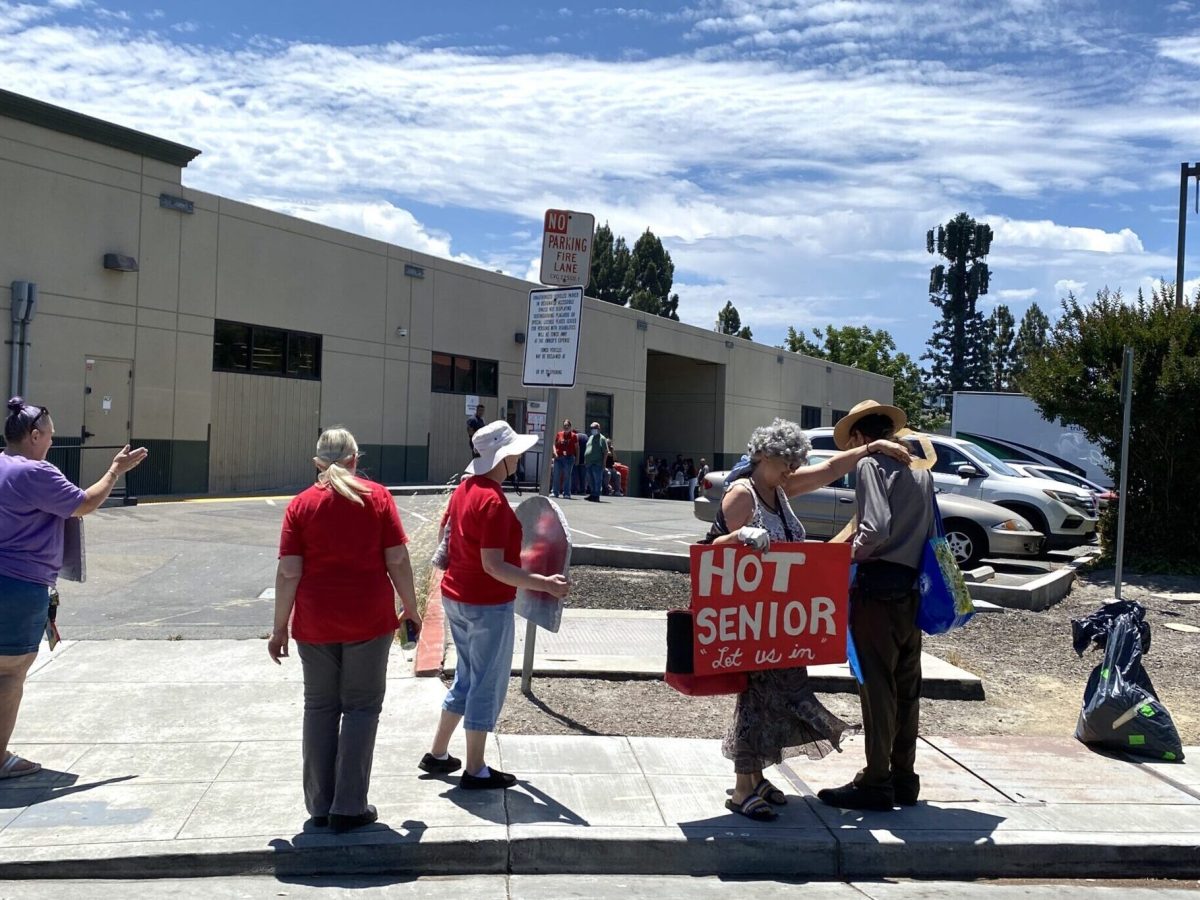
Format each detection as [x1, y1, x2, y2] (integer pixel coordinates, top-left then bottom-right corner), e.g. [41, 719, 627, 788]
[520, 208, 593, 694]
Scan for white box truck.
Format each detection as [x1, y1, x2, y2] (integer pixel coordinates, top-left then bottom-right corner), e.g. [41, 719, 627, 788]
[951, 391, 1112, 488]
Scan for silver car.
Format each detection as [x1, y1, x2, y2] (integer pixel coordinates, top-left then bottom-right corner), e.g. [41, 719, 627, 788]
[693, 450, 1044, 568]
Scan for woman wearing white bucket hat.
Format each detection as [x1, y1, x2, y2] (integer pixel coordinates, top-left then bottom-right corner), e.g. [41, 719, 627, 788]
[421, 421, 570, 790]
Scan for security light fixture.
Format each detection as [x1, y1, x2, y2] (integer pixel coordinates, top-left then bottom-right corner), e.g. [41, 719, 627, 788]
[777, 355, 785, 364]
[404, 263, 425, 278]
[724, 340, 735, 349]
[636, 320, 648, 331]
[159, 193, 194, 214]
[103, 253, 138, 272]
[514, 331, 526, 344]
[395, 327, 408, 338]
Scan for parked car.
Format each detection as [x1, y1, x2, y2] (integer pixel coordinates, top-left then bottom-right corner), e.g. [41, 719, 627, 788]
[1006, 462, 1117, 512]
[805, 428, 1098, 549]
[693, 450, 1044, 568]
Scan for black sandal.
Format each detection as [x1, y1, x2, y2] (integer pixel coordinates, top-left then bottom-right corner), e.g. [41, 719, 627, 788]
[725, 795, 777, 820]
[753, 778, 788, 806]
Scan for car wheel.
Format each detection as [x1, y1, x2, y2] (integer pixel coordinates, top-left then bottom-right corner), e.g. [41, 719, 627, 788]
[942, 519, 986, 569]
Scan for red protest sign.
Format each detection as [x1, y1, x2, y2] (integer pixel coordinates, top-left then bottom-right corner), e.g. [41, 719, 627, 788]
[689, 542, 850, 676]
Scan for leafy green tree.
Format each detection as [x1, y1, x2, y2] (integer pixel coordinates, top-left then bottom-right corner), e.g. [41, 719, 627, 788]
[1022, 283, 1200, 572]
[716, 301, 752, 339]
[1011, 301, 1051, 386]
[984, 304, 1018, 391]
[624, 229, 679, 320]
[784, 324, 946, 431]
[923, 213, 993, 394]
[588, 223, 630, 305]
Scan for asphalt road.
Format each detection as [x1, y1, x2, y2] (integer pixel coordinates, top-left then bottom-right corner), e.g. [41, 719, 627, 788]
[58, 492, 703, 640]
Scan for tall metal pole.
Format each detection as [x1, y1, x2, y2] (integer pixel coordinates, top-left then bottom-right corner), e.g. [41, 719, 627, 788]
[1113, 346, 1134, 601]
[523, 387, 557, 694]
[1178, 164, 1189, 308]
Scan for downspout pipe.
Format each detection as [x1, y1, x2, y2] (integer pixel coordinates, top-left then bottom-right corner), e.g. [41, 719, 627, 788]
[18, 282, 36, 397]
[8, 281, 29, 401]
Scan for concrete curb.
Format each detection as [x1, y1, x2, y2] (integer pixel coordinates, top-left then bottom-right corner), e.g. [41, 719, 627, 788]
[414, 569, 446, 677]
[387, 485, 456, 497]
[0, 818, 1193, 881]
[571, 544, 690, 572]
[967, 567, 1076, 611]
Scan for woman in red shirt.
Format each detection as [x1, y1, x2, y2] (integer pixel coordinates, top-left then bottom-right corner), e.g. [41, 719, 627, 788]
[419, 421, 569, 790]
[268, 427, 421, 833]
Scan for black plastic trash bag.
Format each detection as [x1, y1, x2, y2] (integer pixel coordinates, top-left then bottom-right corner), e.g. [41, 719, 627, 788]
[1071, 599, 1150, 657]
[1072, 601, 1184, 762]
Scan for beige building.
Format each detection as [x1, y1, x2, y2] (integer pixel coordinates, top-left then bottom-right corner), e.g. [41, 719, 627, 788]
[0, 89, 892, 496]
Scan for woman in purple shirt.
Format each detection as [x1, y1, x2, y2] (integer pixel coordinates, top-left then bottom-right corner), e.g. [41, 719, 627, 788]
[0, 398, 146, 779]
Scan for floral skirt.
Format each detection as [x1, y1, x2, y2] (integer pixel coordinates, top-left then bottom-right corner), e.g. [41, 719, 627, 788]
[721, 666, 858, 774]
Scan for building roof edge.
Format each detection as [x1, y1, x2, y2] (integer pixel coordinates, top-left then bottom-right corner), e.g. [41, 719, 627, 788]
[0, 89, 201, 167]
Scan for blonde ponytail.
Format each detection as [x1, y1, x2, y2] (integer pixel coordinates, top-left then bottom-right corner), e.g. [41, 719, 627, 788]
[314, 426, 371, 506]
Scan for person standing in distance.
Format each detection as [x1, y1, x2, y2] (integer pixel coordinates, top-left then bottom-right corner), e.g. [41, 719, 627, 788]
[551, 419, 577, 500]
[818, 400, 934, 812]
[466, 404, 486, 459]
[582, 422, 609, 502]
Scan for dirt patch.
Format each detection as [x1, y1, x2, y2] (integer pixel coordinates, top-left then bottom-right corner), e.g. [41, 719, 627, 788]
[496, 566, 1200, 744]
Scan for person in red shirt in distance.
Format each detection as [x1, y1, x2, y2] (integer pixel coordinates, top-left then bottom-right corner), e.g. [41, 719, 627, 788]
[269, 426, 421, 833]
[420, 421, 570, 790]
[551, 419, 577, 500]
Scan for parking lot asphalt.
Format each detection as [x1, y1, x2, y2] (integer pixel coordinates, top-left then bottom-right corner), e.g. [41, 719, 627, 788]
[61, 493, 704, 640]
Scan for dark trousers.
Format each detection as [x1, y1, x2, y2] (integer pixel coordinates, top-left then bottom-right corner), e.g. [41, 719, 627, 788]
[850, 572, 922, 787]
[296, 633, 392, 817]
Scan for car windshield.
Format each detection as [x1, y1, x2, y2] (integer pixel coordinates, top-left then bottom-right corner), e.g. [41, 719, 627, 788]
[960, 443, 1022, 477]
[1039, 469, 1099, 491]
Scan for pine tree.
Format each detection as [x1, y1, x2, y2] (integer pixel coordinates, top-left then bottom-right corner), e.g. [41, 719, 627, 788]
[1012, 301, 1051, 386]
[985, 304, 1017, 391]
[588, 223, 630, 305]
[716, 301, 752, 339]
[923, 212, 993, 396]
[624, 229, 679, 320]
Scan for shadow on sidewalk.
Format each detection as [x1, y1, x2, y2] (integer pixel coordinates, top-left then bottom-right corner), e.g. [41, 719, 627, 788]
[0, 770, 138, 807]
[440, 780, 589, 826]
[519, 692, 605, 737]
[269, 818, 428, 851]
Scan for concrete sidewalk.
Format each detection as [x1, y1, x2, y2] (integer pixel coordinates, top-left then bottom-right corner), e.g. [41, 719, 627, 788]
[2, 640, 1197, 881]
[441, 609, 985, 700]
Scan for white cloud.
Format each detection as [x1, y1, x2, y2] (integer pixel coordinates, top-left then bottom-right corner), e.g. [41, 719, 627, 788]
[1055, 279, 1087, 297]
[0, 6, 1192, 356]
[987, 217, 1144, 254]
[1159, 34, 1200, 65]
[995, 288, 1038, 302]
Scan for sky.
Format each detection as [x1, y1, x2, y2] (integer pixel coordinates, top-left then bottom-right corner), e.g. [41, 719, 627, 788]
[3, 0, 1200, 361]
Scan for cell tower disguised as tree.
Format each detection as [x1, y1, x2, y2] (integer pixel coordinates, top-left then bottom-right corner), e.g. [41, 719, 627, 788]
[923, 212, 993, 395]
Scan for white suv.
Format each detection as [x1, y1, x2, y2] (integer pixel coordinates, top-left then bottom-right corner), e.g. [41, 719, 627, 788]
[807, 429, 1097, 549]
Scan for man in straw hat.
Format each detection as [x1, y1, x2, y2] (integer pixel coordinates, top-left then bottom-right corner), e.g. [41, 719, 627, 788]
[818, 400, 936, 811]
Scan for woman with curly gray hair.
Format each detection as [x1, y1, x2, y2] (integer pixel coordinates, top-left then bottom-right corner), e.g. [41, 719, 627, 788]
[701, 417, 910, 821]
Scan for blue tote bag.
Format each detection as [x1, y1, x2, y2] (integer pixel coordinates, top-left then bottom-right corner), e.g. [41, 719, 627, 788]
[915, 504, 975, 635]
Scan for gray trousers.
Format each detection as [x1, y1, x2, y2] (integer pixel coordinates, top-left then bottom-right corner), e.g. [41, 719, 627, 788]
[296, 633, 392, 817]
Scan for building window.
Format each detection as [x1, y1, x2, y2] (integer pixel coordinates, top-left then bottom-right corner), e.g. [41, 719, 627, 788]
[586, 392, 613, 438]
[801, 405, 822, 430]
[832, 408, 849, 425]
[213, 320, 321, 380]
[431, 352, 499, 396]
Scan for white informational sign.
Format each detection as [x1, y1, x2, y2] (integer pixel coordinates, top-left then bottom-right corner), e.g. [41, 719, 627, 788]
[522, 287, 583, 388]
[465, 394, 481, 416]
[539, 209, 594, 288]
[528, 400, 547, 413]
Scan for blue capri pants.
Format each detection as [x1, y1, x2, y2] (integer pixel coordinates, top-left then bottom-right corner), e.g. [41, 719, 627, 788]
[441, 598, 515, 732]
